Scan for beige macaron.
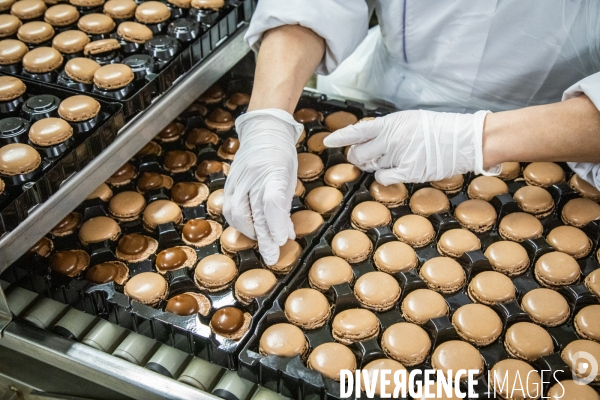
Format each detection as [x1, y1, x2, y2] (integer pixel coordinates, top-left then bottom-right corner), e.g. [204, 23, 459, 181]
[523, 162, 565, 187]
[392, 214, 435, 248]
[331, 229, 373, 263]
[409, 187, 450, 216]
[52, 30, 91, 54]
[467, 176, 509, 201]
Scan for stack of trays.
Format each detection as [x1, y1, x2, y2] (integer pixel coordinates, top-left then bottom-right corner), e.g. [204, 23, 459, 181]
[240, 167, 600, 399]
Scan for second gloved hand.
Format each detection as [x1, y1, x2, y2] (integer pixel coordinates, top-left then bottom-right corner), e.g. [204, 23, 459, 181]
[223, 109, 303, 266]
[323, 109, 501, 185]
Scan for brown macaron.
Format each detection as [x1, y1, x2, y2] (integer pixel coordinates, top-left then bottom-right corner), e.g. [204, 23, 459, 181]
[17, 21, 55, 44]
[77, 13, 115, 35]
[369, 180, 408, 208]
[163, 150, 197, 174]
[171, 181, 209, 206]
[484, 240, 530, 276]
[0, 0, 15, 13]
[27, 236, 54, 257]
[307, 342, 357, 382]
[523, 162, 565, 187]
[136, 141, 162, 157]
[323, 163, 361, 188]
[0, 143, 41, 175]
[454, 199, 496, 233]
[22, 46, 63, 73]
[392, 214, 435, 248]
[64, 57, 100, 84]
[135, 1, 170, 24]
[224, 92, 250, 111]
[142, 199, 182, 231]
[197, 84, 224, 103]
[574, 305, 600, 342]
[136, 171, 173, 193]
[331, 308, 379, 345]
[115, 233, 158, 263]
[569, 173, 600, 202]
[350, 200, 392, 231]
[534, 251, 580, 288]
[504, 322, 554, 361]
[93, 63, 134, 89]
[294, 108, 323, 124]
[436, 228, 481, 258]
[103, 0, 137, 19]
[0, 39, 28, 65]
[209, 306, 251, 341]
[419, 256, 466, 294]
[193, 253, 237, 291]
[190, 0, 224, 10]
[259, 323, 308, 359]
[373, 241, 418, 274]
[165, 292, 210, 316]
[401, 289, 448, 325]
[297, 152, 324, 182]
[354, 271, 401, 312]
[497, 161, 521, 180]
[117, 21, 152, 43]
[452, 303, 502, 346]
[521, 288, 569, 327]
[0, 15, 21, 39]
[217, 137, 239, 161]
[308, 255, 354, 291]
[430, 174, 464, 195]
[206, 188, 223, 218]
[185, 127, 218, 149]
[467, 176, 509, 201]
[548, 380, 600, 400]
[381, 322, 431, 366]
[468, 271, 516, 305]
[194, 159, 229, 182]
[124, 271, 168, 306]
[219, 226, 256, 257]
[306, 131, 330, 154]
[546, 225, 592, 259]
[11, 0, 46, 21]
[181, 218, 222, 248]
[284, 288, 330, 330]
[78, 216, 121, 245]
[513, 185, 555, 218]
[58, 95, 101, 122]
[155, 246, 197, 274]
[108, 191, 146, 222]
[304, 186, 343, 217]
[324, 111, 358, 131]
[52, 30, 91, 55]
[28, 117, 72, 146]
[561, 197, 600, 228]
[498, 212, 543, 242]
[50, 212, 82, 236]
[264, 239, 303, 275]
[84, 38, 121, 55]
[234, 268, 277, 305]
[204, 108, 234, 131]
[44, 4, 79, 27]
[106, 162, 136, 186]
[49, 249, 90, 277]
[409, 187, 450, 217]
[70, 0, 105, 7]
[86, 261, 129, 285]
[331, 229, 373, 263]
[291, 209, 324, 238]
[431, 340, 484, 379]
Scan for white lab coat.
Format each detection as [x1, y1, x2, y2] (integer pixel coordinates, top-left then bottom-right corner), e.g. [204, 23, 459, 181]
[246, 0, 600, 188]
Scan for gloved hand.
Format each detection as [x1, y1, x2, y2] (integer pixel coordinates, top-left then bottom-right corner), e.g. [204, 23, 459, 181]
[323, 109, 501, 185]
[223, 109, 304, 265]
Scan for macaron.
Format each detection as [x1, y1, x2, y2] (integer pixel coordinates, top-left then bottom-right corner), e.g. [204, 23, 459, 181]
[0, 143, 41, 176]
[0, 76, 25, 102]
[359, 359, 407, 397]
[350, 200, 392, 231]
[190, 0, 224, 10]
[184, 127, 218, 149]
[27, 236, 54, 257]
[354, 271, 401, 312]
[83, 38, 121, 55]
[430, 174, 464, 195]
[373, 241, 418, 274]
[570, 173, 600, 202]
[381, 322, 431, 366]
[548, 380, 600, 400]
[115, 233, 158, 263]
[136, 171, 173, 192]
[304, 186, 343, 217]
[546, 225, 592, 259]
[78, 216, 120, 245]
[561, 197, 600, 227]
[409, 187, 450, 217]
[136, 141, 162, 157]
[44, 4, 79, 27]
[142, 199, 183, 231]
[58, 95, 101, 122]
[468, 271, 516, 305]
[498, 212, 543, 242]
[294, 108, 323, 124]
[369, 180, 408, 208]
[85, 261, 128, 285]
[504, 321, 554, 361]
[294, 178, 305, 197]
[521, 288, 569, 327]
[193, 253, 237, 292]
[181, 218, 222, 248]
[49, 249, 90, 277]
[197, 84, 223, 104]
[523, 161, 565, 187]
[306, 131, 330, 154]
[324, 111, 358, 131]
[206, 188, 223, 218]
[331, 229, 372, 263]
[70, 0, 104, 7]
[484, 240, 530, 276]
[308, 255, 354, 291]
[103, 0, 137, 19]
[401, 289, 448, 325]
[50, 212, 82, 236]
[0, 39, 28, 65]
[452, 303, 502, 346]
[117, 21, 152, 44]
[224, 92, 250, 111]
[0, 15, 21, 38]
[108, 191, 146, 221]
[22, 46, 63, 73]
[489, 359, 541, 399]
[534, 251, 580, 288]
[155, 246, 197, 274]
[497, 161, 521, 181]
[323, 163, 361, 188]
[155, 121, 184, 142]
[431, 340, 484, 379]
[17, 21, 55, 44]
[86, 182, 112, 202]
[28, 117, 72, 146]
[436, 228, 481, 258]
[11, 0, 46, 20]
[135, 1, 170, 24]
[392, 214, 435, 248]
[93, 63, 134, 90]
[585, 269, 600, 298]
[259, 323, 308, 359]
[291, 209, 323, 238]
[217, 137, 239, 161]
[165, 292, 210, 316]
[234, 268, 277, 305]
[123, 271, 168, 306]
[307, 342, 356, 381]
[297, 152, 323, 182]
[331, 308, 379, 345]
[454, 199, 496, 233]
[419, 256, 466, 294]
[219, 226, 257, 257]
[210, 307, 251, 340]
[194, 159, 229, 182]
[284, 288, 330, 330]
[561, 340, 600, 383]
[64, 57, 100, 84]
[467, 176, 509, 201]
[0, 0, 15, 13]
[77, 13, 115, 35]
[163, 150, 197, 174]
[574, 305, 600, 341]
[264, 239, 303, 274]
[204, 108, 234, 131]
[513, 185, 555, 218]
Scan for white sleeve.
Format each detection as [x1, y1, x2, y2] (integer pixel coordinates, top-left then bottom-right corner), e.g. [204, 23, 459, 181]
[564, 72, 600, 190]
[244, 0, 369, 75]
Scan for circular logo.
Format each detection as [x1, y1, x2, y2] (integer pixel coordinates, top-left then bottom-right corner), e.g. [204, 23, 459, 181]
[571, 351, 598, 385]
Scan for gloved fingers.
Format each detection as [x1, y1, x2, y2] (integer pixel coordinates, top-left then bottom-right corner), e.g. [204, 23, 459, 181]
[288, 217, 296, 240]
[374, 167, 407, 186]
[323, 118, 383, 148]
[263, 175, 293, 247]
[225, 184, 257, 240]
[346, 137, 386, 166]
[250, 189, 281, 266]
[351, 157, 381, 173]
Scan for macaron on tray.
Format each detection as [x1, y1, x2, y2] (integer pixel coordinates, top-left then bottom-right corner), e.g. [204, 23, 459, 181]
[0, 0, 246, 118]
[1, 84, 378, 370]
[0, 74, 123, 235]
[239, 168, 600, 399]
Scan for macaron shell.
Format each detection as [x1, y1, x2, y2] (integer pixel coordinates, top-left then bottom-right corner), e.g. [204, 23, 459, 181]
[467, 271, 516, 305]
[419, 256, 466, 294]
[354, 271, 401, 312]
[52, 30, 90, 54]
[331, 308, 379, 345]
[523, 162, 565, 187]
[323, 163, 361, 188]
[307, 342, 356, 381]
[360, 358, 407, 396]
[0, 39, 28, 65]
[93, 63, 134, 89]
[291, 209, 323, 238]
[546, 225, 592, 259]
[78, 216, 121, 243]
[64, 57, 100, 84]
[570, 173, 600, 201]
[454, 199, 496, 233]
[561, 198, 600, 227]
[574, 305, 600, 341]
[381, 322, 431, 366]
[58, 95, 101, 122]
[561, 340, 600, 382]
[103, 0, 137, 19]
[409, 187, 450, 216]
[22, 46, 63, 73]
[430, 174, 464, 193]
[484, 240, 530, 276]
[490, 359, 541, 398]
[401, 289, 448, 325]
[304, 186, 343, 216]
[467, 176, 509, 201]
[71, 0, 106, 7]
[0, 14, 22, 37]
[521, 288, 569, 327]
[135, 1, 170, 23]
[393, 214, 435, 247]
[297, 152, 323, 181]
[17, 21, 55, 44]
[324, 111, 358, 131]
[513, 185, 555, 217]
[284, 288, 330, 330]
[350, 200, 391, 231]
[190, 0, 224, 10]
[534, 251, 580, 287]
[503, 322, 554, 361]
[548, 380, 600, 400]
[451, 303, 502, 346]
[259, 323, 308, 358]
[84, 38, 121, 55]
[11, 0, 46, 20]
[430, 340, 484, 379]
[44, 4, 80, 26]
[585, 269, 600, 298]
[77, 13, 116, 34]
[307, 255, 354, 291]
[0, 0, 16, 13]
[497, 161, 521, 180]
[108, 190, 146, 219]
[373, 241, 418, 273]
[193, 253, 237, 291]
[498, 212, 543, 242]
[369, 180, 408, 207]
[331, 229, 373, 263]
[234, 268, 277, 304]
[28, 117, 73, 146]
[267, 239, 302, 274]
[117, 21, 153, 44]
[436, 228, 481, 258]
[123, 271, 168, 305]
[0, 143, 41, 175]
[219, 226, 256, 256]
[0, 75, 26, 101]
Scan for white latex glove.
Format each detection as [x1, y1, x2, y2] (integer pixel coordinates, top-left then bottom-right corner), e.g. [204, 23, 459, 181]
[323, 109, 501, 185]
[223, 109, 303, 265]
